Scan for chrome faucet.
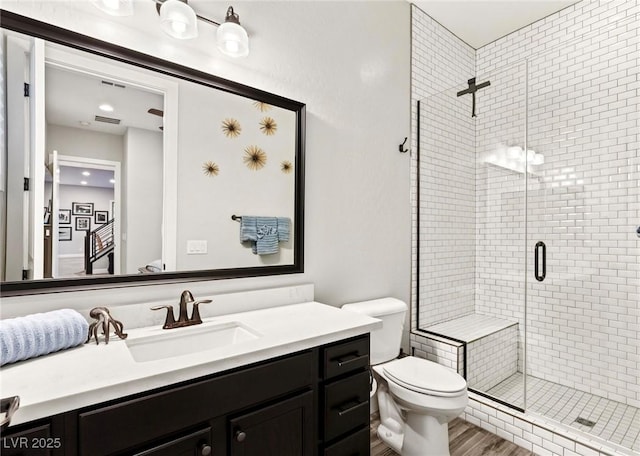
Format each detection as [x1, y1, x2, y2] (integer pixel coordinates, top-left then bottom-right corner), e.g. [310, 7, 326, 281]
[151, 290, 212, 329]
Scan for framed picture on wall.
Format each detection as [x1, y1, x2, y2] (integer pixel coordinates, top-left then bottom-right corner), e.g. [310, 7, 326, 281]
[59, 209, 71, 224]
[59, 226, 72, 241]
[95, 211, 109, 225]
[75, 217, 91, 231]
[72, 202, 94, 216]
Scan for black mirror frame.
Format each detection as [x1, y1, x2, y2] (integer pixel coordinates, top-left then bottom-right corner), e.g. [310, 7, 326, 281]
[0, 10, 305, 297]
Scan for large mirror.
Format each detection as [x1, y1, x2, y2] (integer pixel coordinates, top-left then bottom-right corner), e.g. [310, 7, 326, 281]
[0, 11, 305, 296]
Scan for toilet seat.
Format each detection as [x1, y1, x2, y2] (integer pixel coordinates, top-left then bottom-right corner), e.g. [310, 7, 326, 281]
[382, 357, 467, 397]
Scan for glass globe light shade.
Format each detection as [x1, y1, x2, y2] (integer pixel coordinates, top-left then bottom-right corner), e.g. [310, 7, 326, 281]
[217, 21, 249, 57]
[160, 0, 198, 40]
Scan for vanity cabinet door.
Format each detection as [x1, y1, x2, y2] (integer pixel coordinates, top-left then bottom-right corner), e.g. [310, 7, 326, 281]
[132, 427, 211, 456]
[0, 423, 54, 456]
[229, 391, 314, 456]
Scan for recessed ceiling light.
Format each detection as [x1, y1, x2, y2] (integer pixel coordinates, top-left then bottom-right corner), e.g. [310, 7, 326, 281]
[109, 178, 116, 184]
[80, 181, 88, 185]
[99, 103, 114, 112]
[82, 171, 91, 176]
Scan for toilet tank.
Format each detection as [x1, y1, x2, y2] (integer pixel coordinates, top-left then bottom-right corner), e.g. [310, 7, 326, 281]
[342, 298, 407, 365]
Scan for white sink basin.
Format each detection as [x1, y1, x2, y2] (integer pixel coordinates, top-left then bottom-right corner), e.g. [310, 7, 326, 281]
[125, 321, 261, 363]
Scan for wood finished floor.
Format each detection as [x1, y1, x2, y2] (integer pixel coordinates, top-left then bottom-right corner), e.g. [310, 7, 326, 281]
[370, 413, 534, 456]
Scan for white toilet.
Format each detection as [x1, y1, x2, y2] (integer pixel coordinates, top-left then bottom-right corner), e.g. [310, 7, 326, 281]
[342, 298, 468, 456]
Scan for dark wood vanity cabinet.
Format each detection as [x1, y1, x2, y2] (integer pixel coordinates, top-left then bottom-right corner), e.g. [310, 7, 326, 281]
[320, 335, 371, 456]
[1, 334, 371, 456]
[0, 419, 64, 456]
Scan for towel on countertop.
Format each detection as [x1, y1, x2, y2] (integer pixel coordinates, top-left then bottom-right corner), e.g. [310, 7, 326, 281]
[238, 216, 291, 255]
[0, 309, 89, 366]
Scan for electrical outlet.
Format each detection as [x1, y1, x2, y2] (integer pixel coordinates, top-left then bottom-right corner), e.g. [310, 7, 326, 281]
[186, 240, 207, 254]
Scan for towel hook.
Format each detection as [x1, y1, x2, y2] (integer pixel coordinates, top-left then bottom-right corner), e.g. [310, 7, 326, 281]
[231, 215, 242, 221]
[398, 137, 409, 153]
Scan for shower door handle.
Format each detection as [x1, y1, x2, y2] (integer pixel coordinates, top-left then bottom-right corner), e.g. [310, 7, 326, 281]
[534, 241, 546, 282]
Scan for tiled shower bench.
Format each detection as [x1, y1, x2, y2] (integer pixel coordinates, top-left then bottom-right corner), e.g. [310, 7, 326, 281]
[410, 314, 519, 392]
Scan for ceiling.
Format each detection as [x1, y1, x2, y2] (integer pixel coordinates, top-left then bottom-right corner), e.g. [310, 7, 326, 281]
[46, 65, 164, 136]
[411, 0, 581, 49]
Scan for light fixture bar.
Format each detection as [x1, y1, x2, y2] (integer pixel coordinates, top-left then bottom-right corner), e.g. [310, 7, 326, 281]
[194, 14, 220, 27]
[151, 0, 249, 57]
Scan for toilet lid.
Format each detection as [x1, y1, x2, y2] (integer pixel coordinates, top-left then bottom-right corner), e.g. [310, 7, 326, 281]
[383, 357, 467, 396]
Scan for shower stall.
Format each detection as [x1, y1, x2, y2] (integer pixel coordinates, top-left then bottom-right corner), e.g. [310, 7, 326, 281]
[414, 13, 639, 454]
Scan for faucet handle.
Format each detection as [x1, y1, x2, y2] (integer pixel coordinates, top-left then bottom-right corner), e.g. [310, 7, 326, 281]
[190, 300, 213, 325]
[151, 305, 176, 329]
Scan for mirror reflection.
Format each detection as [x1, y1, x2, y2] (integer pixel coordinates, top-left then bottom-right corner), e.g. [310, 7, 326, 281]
[0, 14, 304, 294]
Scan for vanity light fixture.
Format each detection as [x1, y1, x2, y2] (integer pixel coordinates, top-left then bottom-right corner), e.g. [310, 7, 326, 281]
[155, 0, 249, 57]
[92, 0, 250, 57]
[216, 6, 249, 58]
[91, 0, 134, 16]
[159, 0, 198, 40]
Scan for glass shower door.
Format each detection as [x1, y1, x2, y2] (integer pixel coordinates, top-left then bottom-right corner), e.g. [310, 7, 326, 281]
[525, 19, 640, 449]
[472, 61, 528, 409]
[416, 60, 528, 410]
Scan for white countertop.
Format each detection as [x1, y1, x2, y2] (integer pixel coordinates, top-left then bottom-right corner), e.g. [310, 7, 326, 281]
[1, 301, 380, 426]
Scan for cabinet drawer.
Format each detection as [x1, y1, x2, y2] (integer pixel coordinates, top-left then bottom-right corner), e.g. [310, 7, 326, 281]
[323, 335, 370, 380]
[324, 370, 370, 442]
[324, 426, 369, 456]
[133, 427, 211, 456]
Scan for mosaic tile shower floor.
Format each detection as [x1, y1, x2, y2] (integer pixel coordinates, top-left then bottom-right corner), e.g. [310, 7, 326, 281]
[487, 373, 640, 452]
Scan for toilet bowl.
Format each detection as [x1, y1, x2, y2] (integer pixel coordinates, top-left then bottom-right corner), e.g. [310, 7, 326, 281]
[370, 375, 379, 414]
[341, 298, 468, 456]
[373, 356, 468, 456]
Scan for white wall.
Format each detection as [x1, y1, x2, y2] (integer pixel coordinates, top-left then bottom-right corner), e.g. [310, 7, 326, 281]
[175, 80, 296, 270]
[123, 127, 162, 273]
[1, 2, 412, 333]
[47, 124, 123, 164]
[0, 34, 6, 280]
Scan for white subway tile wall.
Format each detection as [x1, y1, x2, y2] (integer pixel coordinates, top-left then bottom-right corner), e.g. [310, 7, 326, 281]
[467, 325, 519, 394]
[475, 0, 639, 409]
[410, 4, 476, 329]
[411, 0, 639, 453]
[409, 332, 461, 372]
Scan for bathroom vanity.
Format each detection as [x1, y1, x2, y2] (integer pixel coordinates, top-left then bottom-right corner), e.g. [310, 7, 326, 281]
[0, 302, 378, 456]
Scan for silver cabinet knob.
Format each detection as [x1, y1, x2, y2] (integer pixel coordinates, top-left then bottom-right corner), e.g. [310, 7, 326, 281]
[199, 443, 212, 456]
[234, 430, 247, 442]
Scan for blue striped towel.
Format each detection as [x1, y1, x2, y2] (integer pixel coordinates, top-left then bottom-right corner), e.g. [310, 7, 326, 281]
[277, 218, 290, 242]
[240, 216, 258, 242]
[0, 309, 89, 366]
[254, 217, 279, 255]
